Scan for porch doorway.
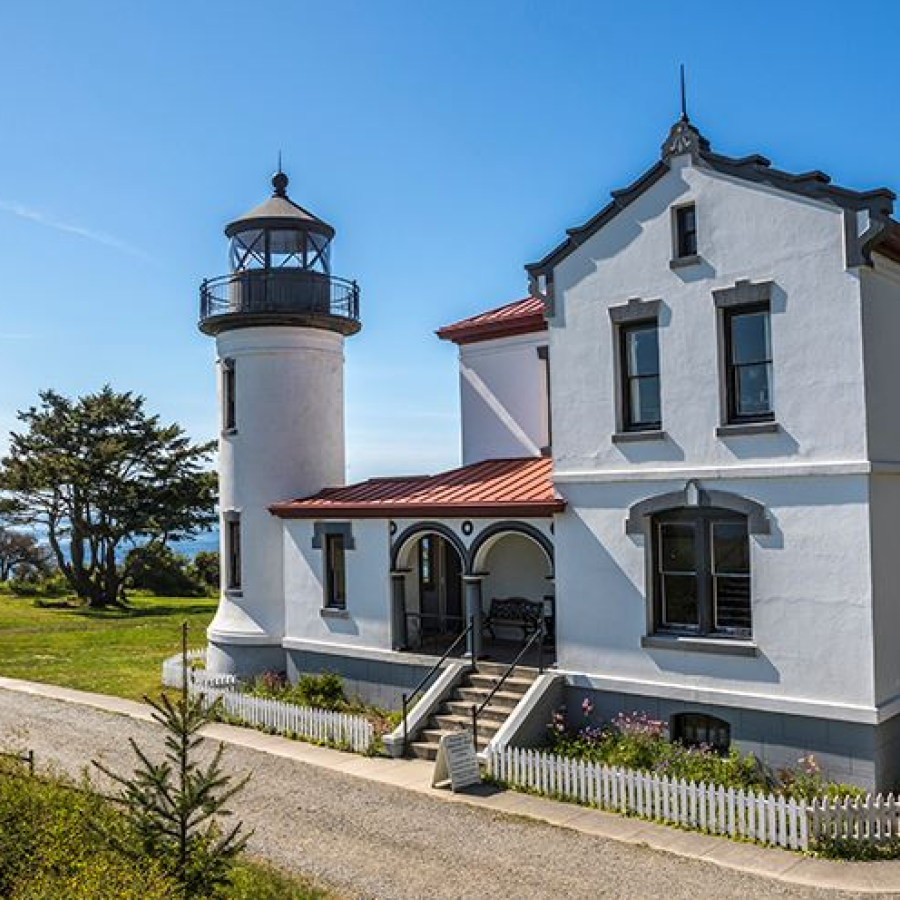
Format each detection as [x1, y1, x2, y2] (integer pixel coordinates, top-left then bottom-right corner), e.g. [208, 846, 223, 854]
[407, 534, 465, 652]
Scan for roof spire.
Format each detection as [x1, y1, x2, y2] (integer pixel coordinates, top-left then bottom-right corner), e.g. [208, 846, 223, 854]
[272, 151, 289, 197]
[661, 65, 708, 162]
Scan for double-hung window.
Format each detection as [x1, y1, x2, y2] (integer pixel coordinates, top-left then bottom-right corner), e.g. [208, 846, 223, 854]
[324, 533, 347, 610]
[724, 304, 773, 422]
[674, 204, 698, 259]
[654, 509, 751, 638]
[620, 321, 661, 431]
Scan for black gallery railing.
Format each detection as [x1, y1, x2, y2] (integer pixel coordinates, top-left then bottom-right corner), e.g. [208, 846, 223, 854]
[200, 270, 360, 324]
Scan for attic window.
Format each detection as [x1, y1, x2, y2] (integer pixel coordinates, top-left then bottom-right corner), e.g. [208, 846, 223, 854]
[675, 204, 697, 259]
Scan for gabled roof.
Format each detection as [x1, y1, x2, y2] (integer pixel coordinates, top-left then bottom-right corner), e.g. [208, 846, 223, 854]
[270, 456, 564, 519]
[526, 117, 899, 279]
[436, 297, 546, 345]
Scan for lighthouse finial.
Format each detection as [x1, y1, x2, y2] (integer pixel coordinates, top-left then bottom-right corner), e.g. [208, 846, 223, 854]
[680, 64, 688, 121]
[272, 151, 288, 197]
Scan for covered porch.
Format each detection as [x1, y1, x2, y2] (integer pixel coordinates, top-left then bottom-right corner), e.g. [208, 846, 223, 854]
[390, 521, 556, 666]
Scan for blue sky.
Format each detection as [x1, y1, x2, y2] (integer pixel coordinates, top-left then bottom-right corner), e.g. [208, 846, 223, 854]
[1, 1, 897, 482]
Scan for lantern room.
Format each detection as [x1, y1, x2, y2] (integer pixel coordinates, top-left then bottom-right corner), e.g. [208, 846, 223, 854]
[199, 170, 360, 336]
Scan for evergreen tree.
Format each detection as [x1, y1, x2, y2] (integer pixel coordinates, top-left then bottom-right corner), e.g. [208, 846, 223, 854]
[93, 625, 251, 899]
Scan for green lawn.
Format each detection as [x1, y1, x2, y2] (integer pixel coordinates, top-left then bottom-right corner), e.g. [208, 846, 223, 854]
[0, 588, 216, 700]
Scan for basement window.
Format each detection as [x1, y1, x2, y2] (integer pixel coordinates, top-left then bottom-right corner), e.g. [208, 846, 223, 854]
[671, 713, 731, 753]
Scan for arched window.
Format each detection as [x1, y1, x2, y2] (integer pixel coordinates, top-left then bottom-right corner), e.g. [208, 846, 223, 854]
[653, 508, 751, 638]
[671, 713, 731, 752]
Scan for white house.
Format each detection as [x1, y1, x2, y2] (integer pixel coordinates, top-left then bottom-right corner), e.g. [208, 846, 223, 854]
[199, 117, 900, 789]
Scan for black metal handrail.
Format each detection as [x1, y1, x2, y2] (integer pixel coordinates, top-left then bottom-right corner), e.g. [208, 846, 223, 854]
[401, 616, 474, 754]
[471, 623, 545, 751]
[199, 270, 360, 324]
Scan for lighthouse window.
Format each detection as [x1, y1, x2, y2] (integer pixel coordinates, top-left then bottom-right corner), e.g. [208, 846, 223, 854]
[222, 359, 236, 432]
[324, 533, 347, 610]
[225, 517, 242, 591]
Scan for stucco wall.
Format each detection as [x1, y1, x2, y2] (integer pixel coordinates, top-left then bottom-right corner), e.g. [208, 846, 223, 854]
[209, 326, 346, 649]
[553, 475, 876, 720]
[861, 258, 900, 463]
[868, 474, 900, 708]
[550, 157, 867, 475]
[458, 332, 549, 465]
[282, 518, 393, 651]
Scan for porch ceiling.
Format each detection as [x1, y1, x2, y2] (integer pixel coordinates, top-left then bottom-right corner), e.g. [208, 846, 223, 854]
[269, 456, 565, 519]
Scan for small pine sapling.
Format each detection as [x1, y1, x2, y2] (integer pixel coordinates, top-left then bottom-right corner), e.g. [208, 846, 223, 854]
[93, 623, 252, 899]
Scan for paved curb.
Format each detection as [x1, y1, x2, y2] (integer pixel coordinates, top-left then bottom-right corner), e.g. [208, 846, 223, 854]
[1, 676, 899, 895]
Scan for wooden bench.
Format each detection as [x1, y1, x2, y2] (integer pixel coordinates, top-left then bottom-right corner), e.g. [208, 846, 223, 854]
[482, 597, 544, 642]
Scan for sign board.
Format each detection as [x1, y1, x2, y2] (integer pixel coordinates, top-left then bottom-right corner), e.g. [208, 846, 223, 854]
[432, 730, 480, 792]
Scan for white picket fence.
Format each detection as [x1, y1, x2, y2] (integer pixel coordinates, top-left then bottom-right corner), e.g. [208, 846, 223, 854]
[160, 652, 375, 754]
[488, 746, 900, 851]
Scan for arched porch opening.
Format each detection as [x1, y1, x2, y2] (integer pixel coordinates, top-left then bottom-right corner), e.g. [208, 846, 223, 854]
[470, 524, 556, 665]
[392, 525, 467, 654]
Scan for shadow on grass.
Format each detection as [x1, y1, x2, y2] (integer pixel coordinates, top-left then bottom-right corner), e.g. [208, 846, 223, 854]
[63, 601, 216, 621]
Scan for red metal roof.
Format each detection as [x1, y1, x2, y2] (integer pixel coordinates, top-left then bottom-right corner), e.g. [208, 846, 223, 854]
[436, 297, 547, 345]
[270, 457, 564, 519]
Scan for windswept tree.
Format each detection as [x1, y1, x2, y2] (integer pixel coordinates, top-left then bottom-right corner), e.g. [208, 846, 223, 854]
[0, 387, 217, 607]
[0, 525, 50, 581]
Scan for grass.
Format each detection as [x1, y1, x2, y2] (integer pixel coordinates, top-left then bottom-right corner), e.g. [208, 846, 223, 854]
[0, 586, 216, 700]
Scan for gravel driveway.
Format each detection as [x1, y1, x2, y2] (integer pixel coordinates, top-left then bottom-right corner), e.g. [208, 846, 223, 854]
[0, 688, 892, 900]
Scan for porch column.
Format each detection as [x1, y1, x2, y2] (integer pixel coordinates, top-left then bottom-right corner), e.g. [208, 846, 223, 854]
[463, 575, 484, 660]
[390, 571, 408, 651]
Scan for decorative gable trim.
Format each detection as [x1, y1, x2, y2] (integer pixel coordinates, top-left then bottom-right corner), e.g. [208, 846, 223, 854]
[526, 118, 897, 280]
[712, 279, 773, 309]
[625, 481, 770, 536]
[609, 297, 661, 324]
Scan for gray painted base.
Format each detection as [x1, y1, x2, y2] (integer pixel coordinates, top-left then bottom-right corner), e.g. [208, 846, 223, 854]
[559, 685, 900, 792]
[207, 642, 286, 679]
[286, 649, 434, 711]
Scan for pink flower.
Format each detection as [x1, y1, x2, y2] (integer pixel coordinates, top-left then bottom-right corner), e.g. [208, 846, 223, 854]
[582, 697, 594, 717]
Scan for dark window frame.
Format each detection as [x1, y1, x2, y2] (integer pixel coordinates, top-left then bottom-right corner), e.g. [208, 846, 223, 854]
[324, 533, 347, 610]
[222, 358, 236, 433]
[674, 203, 698, 259]
[225, 517, 241, 591]
[671, 712, 731, 753]
[723, 302, 774, 424]
[537, 345, 552, 454]
[619, 319, 662, 432]
[418, 535, 435, 590]
[652, 508, 752, 639]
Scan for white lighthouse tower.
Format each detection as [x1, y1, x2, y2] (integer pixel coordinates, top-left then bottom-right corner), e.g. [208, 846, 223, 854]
[199, 170, 360, 675]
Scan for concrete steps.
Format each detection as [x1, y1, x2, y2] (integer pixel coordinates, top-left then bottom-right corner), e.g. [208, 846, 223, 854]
[405, 662, 539, 761]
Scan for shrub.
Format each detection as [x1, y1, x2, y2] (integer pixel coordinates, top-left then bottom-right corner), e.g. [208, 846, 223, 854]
[124, 543, 208, 597]
[250, 671, 347, 711]
[7, 571, 69, 598]
[192, 550, 220, 591]
[548, 702, 864, 801]
[294, 672, 345, 710]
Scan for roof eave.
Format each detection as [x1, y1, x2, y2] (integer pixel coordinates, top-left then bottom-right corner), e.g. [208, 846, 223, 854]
[435, 314, 548, 346]
[269, 499, 566, 519]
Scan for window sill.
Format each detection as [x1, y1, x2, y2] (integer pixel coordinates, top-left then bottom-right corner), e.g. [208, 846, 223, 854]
[641, 634, 758, 657]
[221, 428, 238, 437]
[320, 607, 349, 619]
[669, 254, 703, 270]
[225, 588, 243, 598]
[716, 421, 779, 437]
[612, 429, 667, 444]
